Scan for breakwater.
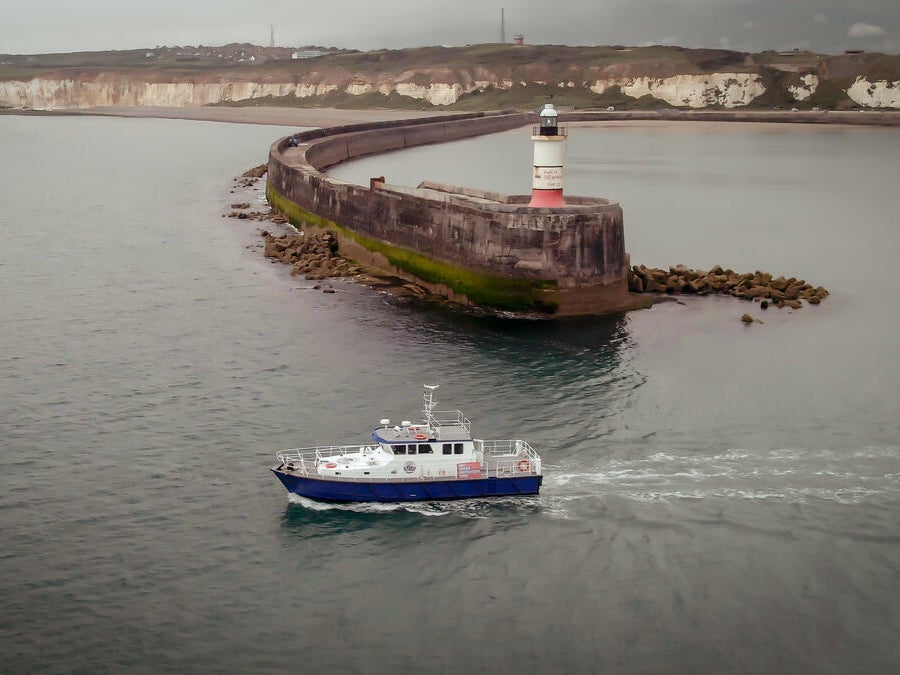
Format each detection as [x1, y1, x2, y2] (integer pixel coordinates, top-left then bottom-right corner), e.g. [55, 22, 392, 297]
[266, 111, 644, 316]
[628, 265, 829, 308]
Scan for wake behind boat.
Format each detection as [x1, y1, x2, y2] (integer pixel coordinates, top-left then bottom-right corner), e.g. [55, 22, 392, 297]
[270, 385, 542, 503]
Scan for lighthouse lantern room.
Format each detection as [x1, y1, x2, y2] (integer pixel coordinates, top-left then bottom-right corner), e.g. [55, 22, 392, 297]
[528, 103, 567, 208]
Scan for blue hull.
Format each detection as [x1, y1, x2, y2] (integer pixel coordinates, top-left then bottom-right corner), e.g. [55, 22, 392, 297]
[271, 469, 542, 503]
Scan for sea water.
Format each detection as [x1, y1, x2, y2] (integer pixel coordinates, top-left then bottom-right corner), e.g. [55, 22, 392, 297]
[2, 114, 899, 673]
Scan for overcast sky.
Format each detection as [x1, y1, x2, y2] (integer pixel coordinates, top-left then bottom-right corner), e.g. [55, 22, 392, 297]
[2, 0, 897, 55]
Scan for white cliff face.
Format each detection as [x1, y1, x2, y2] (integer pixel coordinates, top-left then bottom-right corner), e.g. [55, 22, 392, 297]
[0, 75, 499, 109]
[0, 78, 299, 108]
[590, 73, 766, 108]
[392, 82, 464, 106]
[0, 79, 78, 108]
[296, 83, 338, 98]
[3, 70, 898, 110]
[789, 74, 819, 102]
[846, 77, 900, 108]
[344, 82, 373, 96]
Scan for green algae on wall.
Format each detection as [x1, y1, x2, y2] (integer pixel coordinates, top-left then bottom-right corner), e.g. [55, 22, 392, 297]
[267, 185, 558, 313]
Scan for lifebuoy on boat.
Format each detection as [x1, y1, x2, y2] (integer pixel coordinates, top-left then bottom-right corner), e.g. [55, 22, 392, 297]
[414, 433, 427, 440]
[325, 462, 338, 469]
[517, 459, 530, 473]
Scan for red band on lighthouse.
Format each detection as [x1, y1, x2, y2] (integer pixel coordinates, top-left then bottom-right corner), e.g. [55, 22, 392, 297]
[529, 187, 566, 208]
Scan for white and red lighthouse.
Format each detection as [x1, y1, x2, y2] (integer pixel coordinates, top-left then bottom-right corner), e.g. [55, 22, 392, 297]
[528, 103, 567, 208]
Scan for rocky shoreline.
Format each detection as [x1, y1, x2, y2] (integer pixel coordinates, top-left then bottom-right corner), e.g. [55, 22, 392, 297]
[262, 229, 361, 281]
[225, 171, 436, 301]
[225, 201, 364, 282]
[628, 264, 829, 309]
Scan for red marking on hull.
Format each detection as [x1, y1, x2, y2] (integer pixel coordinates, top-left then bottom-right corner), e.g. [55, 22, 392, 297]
[528, 189, 566, 208]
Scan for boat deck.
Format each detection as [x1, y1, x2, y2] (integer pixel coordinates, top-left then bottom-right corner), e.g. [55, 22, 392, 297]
[374, 409, 472, 443]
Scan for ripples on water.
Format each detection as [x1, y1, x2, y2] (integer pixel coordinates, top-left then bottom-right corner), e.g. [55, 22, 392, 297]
[1, 116, 899, 673]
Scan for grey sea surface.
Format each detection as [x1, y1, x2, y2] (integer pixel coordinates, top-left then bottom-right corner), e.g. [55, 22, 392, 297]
[2, 115, 899, 673]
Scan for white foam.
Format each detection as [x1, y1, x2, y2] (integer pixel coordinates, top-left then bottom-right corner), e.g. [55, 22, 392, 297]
[287, 493, 449, 516]
[285, 493, 542, 517]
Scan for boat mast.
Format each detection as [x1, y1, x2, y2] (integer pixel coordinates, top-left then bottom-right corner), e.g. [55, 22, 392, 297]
[423, 384, 438, 429]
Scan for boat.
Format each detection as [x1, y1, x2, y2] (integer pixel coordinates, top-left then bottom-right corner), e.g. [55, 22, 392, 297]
[270, 385, 542, 503]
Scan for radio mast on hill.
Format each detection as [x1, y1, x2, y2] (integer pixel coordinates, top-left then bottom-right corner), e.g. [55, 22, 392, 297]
[500, 8, 506, 44]
[269, 25, 275, 48]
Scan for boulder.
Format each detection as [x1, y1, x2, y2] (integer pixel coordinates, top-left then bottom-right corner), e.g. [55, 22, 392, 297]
[707, 276, 725, 292]
[686, 278, 707, 293]
[665, 276, 685, 293]
[645, 279, 665, 293]
[633, 265, 651, 280]
[629, 275, 645, 293]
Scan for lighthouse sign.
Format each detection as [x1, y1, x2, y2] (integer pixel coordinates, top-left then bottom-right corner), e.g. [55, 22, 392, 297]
[534, 165, 563, 190]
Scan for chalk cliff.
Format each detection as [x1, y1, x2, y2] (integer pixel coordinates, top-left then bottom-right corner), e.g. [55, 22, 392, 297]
[0, 73, 774, 109]
[590, 73, 766, 108]
[846, 77, 900, 108]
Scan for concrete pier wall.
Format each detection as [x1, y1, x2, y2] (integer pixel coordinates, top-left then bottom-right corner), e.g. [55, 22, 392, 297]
[267, 111, 641, 315]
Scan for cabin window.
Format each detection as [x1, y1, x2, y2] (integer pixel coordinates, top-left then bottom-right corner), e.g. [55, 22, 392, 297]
[408, 445, 417, 455]
[454, 443, 464, 454]
[418, 444, 433, 454]
[442, 443, 452, 455]
[394, 445, 406, 455]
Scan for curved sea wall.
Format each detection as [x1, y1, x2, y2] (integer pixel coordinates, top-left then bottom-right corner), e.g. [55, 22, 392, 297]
[266, 112, 643, 315]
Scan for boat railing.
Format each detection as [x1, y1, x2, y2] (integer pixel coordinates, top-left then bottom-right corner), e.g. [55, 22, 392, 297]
[274, 439, 541, 480]
[425, 409, 471, 434]
[275, 445, 377, 473]
[481, 439, 540, 460]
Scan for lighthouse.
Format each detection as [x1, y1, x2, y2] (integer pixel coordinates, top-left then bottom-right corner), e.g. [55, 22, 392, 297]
[528, 103, 567, 208]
